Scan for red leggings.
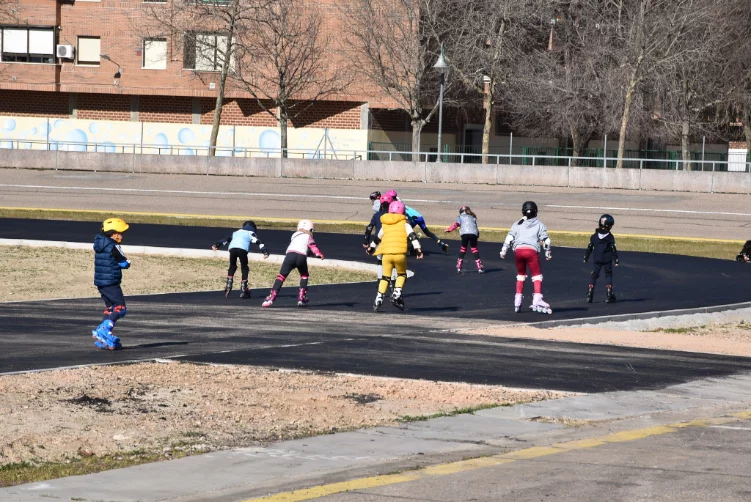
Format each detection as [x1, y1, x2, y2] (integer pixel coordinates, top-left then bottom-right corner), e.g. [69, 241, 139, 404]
[515, 247, 542, 294]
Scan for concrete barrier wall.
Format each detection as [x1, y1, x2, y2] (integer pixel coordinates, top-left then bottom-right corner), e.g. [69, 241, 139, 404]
[427, 162, 496, 184]
[496, 165, 569, 187]
[57, 151, 133, 173]
[0, 149, 56, 170]
[354, 160, 426, 182]
[639, 169, 713, 193]
[711, 172, 751, 194]
[2, 148, 751, 195]
[136, 154, 207, 175]
[280, 158, 353, 179]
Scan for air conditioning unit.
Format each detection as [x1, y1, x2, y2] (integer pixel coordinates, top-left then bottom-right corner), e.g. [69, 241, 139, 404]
[56, 45, 75, 59]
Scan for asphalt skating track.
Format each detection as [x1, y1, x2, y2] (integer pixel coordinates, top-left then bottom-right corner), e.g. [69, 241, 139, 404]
[2, 218, 751, 393]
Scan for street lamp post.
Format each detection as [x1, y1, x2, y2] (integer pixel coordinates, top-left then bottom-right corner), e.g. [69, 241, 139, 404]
[433, 43, 448, 163]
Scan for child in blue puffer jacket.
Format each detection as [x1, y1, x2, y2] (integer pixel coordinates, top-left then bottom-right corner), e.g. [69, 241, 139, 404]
[91, 218, 131, 350]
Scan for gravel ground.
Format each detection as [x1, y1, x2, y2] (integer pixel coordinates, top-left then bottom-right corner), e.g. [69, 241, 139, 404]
[461, 308, 751, 357]
[0, 362, 569, 466]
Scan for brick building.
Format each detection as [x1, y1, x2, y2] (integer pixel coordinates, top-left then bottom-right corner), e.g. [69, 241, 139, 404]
[0, 0, 456, 154]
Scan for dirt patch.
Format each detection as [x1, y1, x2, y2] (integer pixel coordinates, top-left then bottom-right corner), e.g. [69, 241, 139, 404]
[460, 322, 751, 357]
[0, 246, 373, 302]
[0, 362, 569, 467]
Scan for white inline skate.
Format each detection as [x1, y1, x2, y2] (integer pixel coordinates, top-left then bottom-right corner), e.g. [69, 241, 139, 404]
[530, 293, 552, 314]
[514, 294, 523, 313]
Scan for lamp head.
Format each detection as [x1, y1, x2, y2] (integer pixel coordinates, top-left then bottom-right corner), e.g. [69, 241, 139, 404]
[433, 43, 448, 74]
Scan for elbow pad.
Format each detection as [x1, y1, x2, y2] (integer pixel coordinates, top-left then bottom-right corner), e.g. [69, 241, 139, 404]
[542, 237, 551, 250]
[408, 232, 419, 243]
[504, 234, 515, 247]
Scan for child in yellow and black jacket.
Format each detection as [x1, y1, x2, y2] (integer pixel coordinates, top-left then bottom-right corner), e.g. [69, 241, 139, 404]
[367, 200, 423, 311]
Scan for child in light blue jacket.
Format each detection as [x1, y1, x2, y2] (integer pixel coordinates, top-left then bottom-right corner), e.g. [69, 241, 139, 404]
[212, 221, 269, 298]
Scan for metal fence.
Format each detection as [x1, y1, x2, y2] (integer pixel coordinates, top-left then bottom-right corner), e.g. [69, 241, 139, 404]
[0, 138, 749, 172]
[367, 142, 737, 170]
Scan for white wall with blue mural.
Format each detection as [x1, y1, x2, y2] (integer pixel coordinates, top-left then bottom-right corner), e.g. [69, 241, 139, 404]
[0, 117, 368, 157]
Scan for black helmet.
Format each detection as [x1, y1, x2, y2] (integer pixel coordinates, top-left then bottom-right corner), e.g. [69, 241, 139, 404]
[242, 220, 257, 231]
[369, 191, 382, 201]
[521, 201, 538, 219]
[598, 214, 614, 232]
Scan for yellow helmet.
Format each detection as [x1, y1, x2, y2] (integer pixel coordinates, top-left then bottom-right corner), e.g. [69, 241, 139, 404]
[102, 218, 129, 234]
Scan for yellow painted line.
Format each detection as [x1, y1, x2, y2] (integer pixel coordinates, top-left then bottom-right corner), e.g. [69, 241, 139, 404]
[245, 411, 751, 501]
[0, 206, 744, 244]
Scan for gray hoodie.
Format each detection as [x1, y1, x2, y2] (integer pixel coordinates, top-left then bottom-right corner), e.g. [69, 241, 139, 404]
[505, 217, 549, 252]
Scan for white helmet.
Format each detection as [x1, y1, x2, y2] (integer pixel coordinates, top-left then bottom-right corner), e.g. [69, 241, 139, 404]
[298, 219, 314, 232]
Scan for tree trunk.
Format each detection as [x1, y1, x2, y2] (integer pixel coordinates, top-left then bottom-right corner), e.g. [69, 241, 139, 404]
[481, 82, 492, 165]
[744, 123, 751, 145]
[569, 123, 583, 165]
[616, 54, 644, 169]
[279, 113, 288, 159]
[681, 118, 691, 171]
[209, 18, 235, 157]
[411, 119, 422, 161]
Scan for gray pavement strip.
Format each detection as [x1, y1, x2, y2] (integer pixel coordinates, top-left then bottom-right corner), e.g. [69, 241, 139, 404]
[4, 372, 751, 502]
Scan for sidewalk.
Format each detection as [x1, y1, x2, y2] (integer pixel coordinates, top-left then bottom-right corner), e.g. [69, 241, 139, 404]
[4, 373, 751, 502]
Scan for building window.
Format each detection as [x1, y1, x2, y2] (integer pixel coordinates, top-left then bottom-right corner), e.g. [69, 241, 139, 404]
[77, 36, 101, 65]
[183, 32, 230, 71]
[0, 27, 55, 63]
[143, 39, 167, 69]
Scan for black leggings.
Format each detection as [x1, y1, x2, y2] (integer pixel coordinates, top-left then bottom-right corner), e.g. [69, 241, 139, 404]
[271, 253, 310, 291]
[228, 248, 249, 280]
[459, 234, 480, 259]
[591, 261, 613, 287]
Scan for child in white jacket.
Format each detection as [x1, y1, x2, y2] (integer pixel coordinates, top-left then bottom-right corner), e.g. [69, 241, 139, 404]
[261, 220, 324, 308]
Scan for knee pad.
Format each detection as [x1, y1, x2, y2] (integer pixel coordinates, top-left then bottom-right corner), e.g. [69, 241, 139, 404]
[276, 273, 287, 282]
[590, 270, 600, 280]
[460, 246, 467, 253]
[471, 247, 479, 254]
[113, 305, 127, 320]
[380, 276, 391, 283]
[516, 275, 527, 282]
[531, 274, 543, 282]
[396, 273, 407, 279]
[300, 274, 309, 280]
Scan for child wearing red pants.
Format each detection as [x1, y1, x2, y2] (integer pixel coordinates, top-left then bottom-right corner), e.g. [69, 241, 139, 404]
[500, 201, 552, 314]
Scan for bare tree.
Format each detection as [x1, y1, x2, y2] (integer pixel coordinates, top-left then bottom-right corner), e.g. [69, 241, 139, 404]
[231, 0, 350, 157]
[608, 0, 727, 168]
[344, 0, 446, 155]
[138, 0, 263, 156]
[505, 0, 622, 162]
[436, 0, 540, 163]
[650, 0, 747, 169]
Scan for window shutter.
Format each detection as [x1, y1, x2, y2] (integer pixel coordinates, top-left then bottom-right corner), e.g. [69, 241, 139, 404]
[3, 29, 28, 53]
[29, 29, 54, 55]
[143, 39, 167, 69]
[77, 37, 100, 63]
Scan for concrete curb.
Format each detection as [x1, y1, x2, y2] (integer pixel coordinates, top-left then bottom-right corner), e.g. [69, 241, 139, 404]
[521, 301, 751, 329]
[0, 238, 379, 273]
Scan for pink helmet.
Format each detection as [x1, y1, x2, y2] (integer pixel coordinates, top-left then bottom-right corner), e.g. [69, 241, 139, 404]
[379, 193, 394, 205]
[389, 200, 405, 214]
[385, 189, 398, 200]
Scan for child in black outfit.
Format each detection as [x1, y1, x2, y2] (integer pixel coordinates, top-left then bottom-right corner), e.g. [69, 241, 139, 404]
[212, 221, 269, 298]
[736, 240, 751, 263]
[584, 214, 619, 303]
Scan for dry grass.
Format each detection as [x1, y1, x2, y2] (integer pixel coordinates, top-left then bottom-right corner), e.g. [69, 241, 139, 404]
[0, 246, 374, 302]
